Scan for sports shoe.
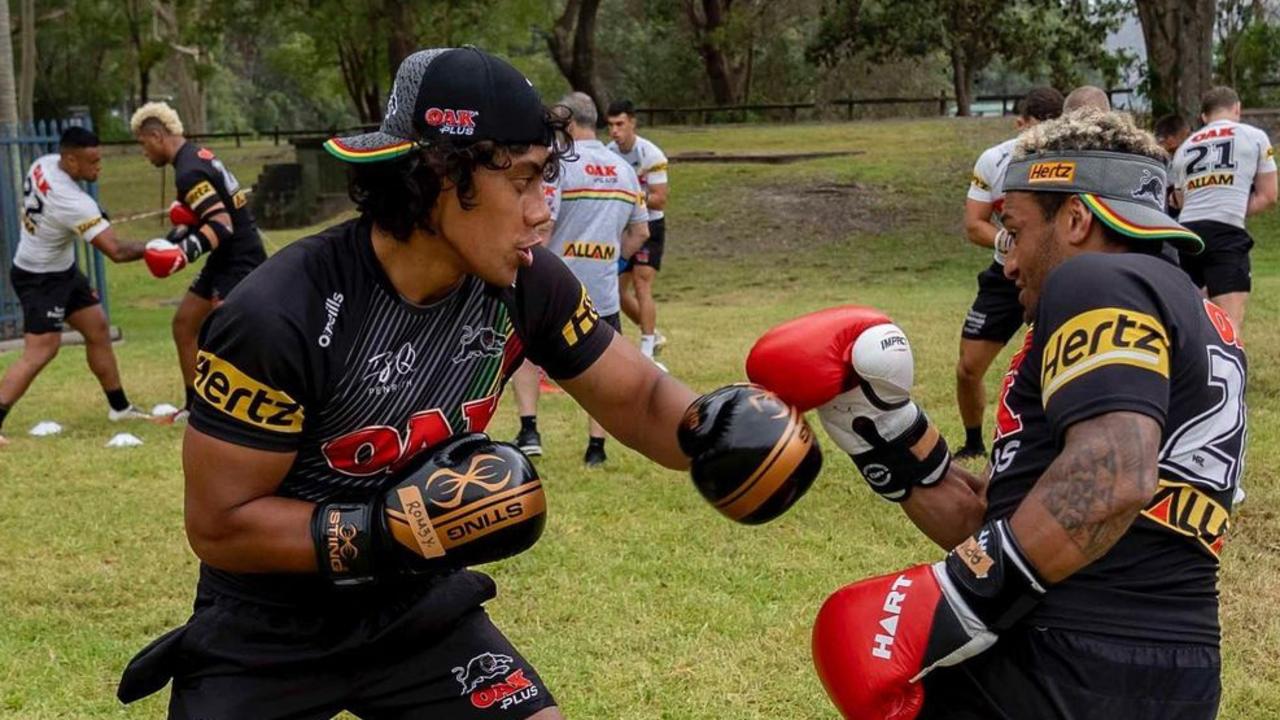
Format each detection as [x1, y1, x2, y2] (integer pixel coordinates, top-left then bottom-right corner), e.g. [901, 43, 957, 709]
[158, 408, 190, 425]
[583, 442, 607, 467]
[954, 444, 987, 460]
[0, 434, 10, 448]
[108, 405, 155, 422]
[654, 359, 668, 373]
[516, 427, 543, 456]
[653, 330, 668, 352]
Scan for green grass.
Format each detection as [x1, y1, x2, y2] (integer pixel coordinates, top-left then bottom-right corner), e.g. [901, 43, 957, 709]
[2, 119, 1279, 718]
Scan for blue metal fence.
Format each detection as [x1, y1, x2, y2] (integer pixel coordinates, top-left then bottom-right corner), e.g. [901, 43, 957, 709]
[0, 117, 109, 341]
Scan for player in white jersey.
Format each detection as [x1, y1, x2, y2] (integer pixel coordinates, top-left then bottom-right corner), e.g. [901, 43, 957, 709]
[953, 87, 1062, 459]
[606, 99, 669, 361]
[511, 93, 649, 465]
[0, 128, 152, 447]
[1171, 86, 1277, 334]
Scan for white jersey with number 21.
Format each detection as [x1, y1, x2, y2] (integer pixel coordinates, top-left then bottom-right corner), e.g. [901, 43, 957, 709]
[1172, 119, 1276, 229]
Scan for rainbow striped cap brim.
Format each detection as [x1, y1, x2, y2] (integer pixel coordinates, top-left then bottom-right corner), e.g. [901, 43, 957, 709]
[323, 132, 416, 163]
[1004, 149, 1204, 255]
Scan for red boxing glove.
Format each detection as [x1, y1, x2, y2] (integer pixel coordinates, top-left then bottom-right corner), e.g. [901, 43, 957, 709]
[746, 306, 894, 411]
[813, 520, 1047, 720]
[169, 201, 199, 229]
[144, 238, 188, 278]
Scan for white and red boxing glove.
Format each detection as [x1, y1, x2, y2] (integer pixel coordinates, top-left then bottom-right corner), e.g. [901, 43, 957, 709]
[813, 519, 1048, 720]
[144, 238, 188, 277]
[168, 201, 199, 233]
[746, 306, 949, 502]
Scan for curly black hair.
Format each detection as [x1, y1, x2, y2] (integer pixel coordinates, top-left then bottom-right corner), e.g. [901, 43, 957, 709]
[349, 106, 575, 242]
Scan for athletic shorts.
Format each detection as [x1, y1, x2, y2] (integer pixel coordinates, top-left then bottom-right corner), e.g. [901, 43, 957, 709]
[118, 575, 557, 720]
[919, 626, 1221, 720]
[1179, 220, 1252, 295]
[188, 242, 267, 303]
[9, 265, 99, 334]
[601, 312, 621, 333]
[621, 217, 665, 272]
[961, 260, 1023, 343]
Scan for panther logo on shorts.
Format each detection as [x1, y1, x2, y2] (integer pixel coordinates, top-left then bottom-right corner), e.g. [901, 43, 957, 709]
[453, 652, 514, 694]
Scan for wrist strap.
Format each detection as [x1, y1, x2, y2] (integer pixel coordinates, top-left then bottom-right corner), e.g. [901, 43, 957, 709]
[312, 502, 378, 587]
[177, 231, 212, 262]
[849, 409, 951, 502]
[943, 519, 1047, 630]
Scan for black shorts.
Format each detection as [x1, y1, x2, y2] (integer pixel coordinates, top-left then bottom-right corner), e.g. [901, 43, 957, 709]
[119, 574, 556, 720]
[601, 312, 621, 333]
[919, 626, 1220, 720]
[9, 265, 99, 334]
[1179, 220, 1252, 295]
[189, 242, 267, 302]
[621, 217, 665, 272]
[961, 260, 1023, 343]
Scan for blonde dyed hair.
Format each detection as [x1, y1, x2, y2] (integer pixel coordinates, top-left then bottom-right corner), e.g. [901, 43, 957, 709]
[130, 102, 184, 136]
[1015, 108, 1167, 163]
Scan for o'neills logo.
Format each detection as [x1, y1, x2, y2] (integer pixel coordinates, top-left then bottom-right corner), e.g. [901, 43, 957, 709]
[318, 292, 344, 348]
[325, 510, 360, 574]
[425, 107, 479, 136]
[1027, 160, 1076, 183]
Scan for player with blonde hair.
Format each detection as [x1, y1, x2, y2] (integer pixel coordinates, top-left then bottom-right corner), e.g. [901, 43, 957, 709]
[130, 102, 267, 421]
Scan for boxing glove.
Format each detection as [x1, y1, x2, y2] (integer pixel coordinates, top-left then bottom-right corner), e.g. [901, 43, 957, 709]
[679, 384, 823, 524]
[168, 200, 199, 236]
[813, 519, 1047, 720]
[312, 433, 547, 587]
[747, 306, 949, 502]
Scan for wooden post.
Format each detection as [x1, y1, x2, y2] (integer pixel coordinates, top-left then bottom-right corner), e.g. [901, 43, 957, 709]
[159, 164, 167, 225]
[234, 125, 242, 148]
[274, 125, 280, 146]
[939, 90, 947, 116]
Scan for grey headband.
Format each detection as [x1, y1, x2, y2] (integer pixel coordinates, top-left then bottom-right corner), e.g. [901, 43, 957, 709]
[1004, 150, 1203, 253]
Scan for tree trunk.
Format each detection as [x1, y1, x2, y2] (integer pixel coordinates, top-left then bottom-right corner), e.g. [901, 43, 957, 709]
[0, 0, 18, 131]
[685, 0, 742, 105]
[1136, 0, 1217, 119]
[385, 0, 416, 75]
[18, 0, 34, 124]
[547, 0, 608, 120]
[950, 46, 972, 117]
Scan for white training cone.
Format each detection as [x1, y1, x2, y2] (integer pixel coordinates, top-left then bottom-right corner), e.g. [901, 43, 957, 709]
[106, 433, 144, 448]
[29, 421, 63, 436]
[151, 403, 180, 417]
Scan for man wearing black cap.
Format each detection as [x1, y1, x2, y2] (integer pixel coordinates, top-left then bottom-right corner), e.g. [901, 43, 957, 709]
[806, 110, 1239, 720]
[116, 47, 810, 719]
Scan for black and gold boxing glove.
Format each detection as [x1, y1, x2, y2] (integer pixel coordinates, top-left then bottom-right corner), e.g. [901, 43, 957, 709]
[679, 384, 823, 525]
[312, 433, 547, 587]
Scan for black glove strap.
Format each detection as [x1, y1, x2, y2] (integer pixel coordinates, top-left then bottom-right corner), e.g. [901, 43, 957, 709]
[849, 410, 952, 502]
[944, 519, 1048, 630]
[176, 231, 212, 262]
[312, 501, 378, 587]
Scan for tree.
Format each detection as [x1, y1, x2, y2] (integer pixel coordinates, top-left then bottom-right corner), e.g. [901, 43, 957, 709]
[1135, 0, 1217, 118]
[19, 0, 35, 123]
[0, 0, 19, 130]
[547, 0, 607, 118]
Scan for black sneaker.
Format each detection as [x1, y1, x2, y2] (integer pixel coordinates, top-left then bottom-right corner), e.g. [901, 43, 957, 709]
[516, 427, 543, 456]
[583, 443, 607, 467]
[954, 444, 987, 460]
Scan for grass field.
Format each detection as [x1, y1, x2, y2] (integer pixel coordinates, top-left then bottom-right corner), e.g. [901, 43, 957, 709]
[2, 118, 1279, 718]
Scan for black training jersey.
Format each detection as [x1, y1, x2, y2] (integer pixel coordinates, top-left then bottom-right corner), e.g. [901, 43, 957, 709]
[987, 252, 1245, 646]
[189, 217, 612, 604]
[172, 142, 263, 258]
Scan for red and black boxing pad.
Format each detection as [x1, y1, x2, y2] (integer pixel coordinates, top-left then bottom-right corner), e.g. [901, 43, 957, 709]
[746, 306, 895, 411]
[679, 384, 822, 524]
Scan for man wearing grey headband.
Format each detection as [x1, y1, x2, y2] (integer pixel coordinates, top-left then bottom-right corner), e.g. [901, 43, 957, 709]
[811, 110, 1240, 720]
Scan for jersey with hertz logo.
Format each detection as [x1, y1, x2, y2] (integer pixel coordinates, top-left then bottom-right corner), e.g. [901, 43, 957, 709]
[189, 217, 609, 604]
[172, 142, 265, 259]
[987, 252, 1246, 646]
[1171, 119, 1276, 228]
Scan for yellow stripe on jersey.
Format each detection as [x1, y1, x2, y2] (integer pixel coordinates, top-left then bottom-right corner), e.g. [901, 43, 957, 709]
[193, 350, 304, 433]
[1041, 307, 1170, 404]
[970, 173, 991, 191]
[559, 188, 642, 205]
[647, 161, 668, 173]
[184, 180, 215, 207]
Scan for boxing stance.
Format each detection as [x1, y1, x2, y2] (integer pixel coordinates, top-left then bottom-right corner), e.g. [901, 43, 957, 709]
[751, 110, 1236, 719]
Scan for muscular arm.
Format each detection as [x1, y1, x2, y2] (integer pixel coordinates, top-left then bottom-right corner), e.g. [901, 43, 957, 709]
[1009, 411, 1160, 583]
[1247, 171, 1278, 216]
[559, 333, 696, 470]
[645, 182, 668, 211]
[183, 427, 317, 573]
[963, 198, 999, 248]
[621, 220, 650, 259]
[89, 227, 146, 263]
[194, 201, 233, 250]
[901, 462, 988, 549]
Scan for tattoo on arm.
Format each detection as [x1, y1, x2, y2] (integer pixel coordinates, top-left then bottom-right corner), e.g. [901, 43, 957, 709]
[1033, 413, 1159, 562]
